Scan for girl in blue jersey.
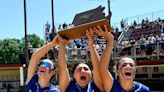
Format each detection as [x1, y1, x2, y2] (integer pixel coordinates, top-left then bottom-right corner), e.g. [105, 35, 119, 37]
[110, 57, 150, 92]
[25, 34, 69, 92]
[97, 26, 150, 92]
[57, 26, 106, 92]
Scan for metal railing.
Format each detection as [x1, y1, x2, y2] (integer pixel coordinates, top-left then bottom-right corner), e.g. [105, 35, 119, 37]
[66, 42, 164, 62]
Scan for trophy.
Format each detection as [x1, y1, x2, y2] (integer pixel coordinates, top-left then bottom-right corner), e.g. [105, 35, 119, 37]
[57, 5, 112, 40]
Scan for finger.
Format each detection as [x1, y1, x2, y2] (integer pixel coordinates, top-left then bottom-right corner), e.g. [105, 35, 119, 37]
[86, 29, 89, 33]
[89, 28, 93, 32]
[86, 29, 90, 35]
[93, 27, 99, 34]
[104, 25, 108, 32]
[86, 30, 90, 37]
[97, 26, 103, 32]
[89, 28, 95, 36]
[90, 29, 94, 35]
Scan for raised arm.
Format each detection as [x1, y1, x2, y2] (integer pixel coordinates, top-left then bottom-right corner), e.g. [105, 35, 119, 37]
[57, 34, 70, 92]
[86, 28, 103, 91]
[26, 35, 58, 84]
[94, 25, 114, 92]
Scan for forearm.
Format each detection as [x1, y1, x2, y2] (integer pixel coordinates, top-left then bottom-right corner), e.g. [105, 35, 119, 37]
[100, 41, 113, 68]
[58, 45, 70, 92]
[31, 42, 56, 60]
[89, 46, 103, 90]
[89, 46, 100, 69]
[100, 69, 113, 92]
[100, 41, 114, 91]
[58, 45, 67, 64]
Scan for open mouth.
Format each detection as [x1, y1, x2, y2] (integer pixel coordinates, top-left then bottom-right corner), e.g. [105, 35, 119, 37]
[80, 76, 87, 81]
[124, 72, 132, 76]
[39, 67, 46, 73]
[40, 70, 45, 73]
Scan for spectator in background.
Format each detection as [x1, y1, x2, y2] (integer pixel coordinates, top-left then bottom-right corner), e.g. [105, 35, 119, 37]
[45, 31, 50, 43]
[58, 24, 62, 31]
[49, 28, 57, 41]
[141, 19, 146, 28]
[80, 38, 88, 49]
[146, 34, 155, 55]
[45, 21, 51, 33]
[27, 42, 33, 59]
[120, 19, 125, 31]
[161, 23, 164, 33]
[138, 35, 147, 55]
[133, 20, 137, 27]
[74, 39, 81, 48]
[155, 34, 161, 43]
[145, 18, 149, 25]
[130, 39, 136, 56]
[115, 27, 119, 32]
[160, 32, 164, 50]
[62, 22, 68, 29]
[121, 38, 130, 55]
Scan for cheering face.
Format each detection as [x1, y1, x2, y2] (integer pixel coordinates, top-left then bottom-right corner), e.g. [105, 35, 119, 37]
[73, 63, 92, 88]
[118, 60, 136, 82]
[37, 61, 54, 79]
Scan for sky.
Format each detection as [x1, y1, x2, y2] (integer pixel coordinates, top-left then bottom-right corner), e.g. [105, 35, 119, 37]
[0, 0, 164, 39]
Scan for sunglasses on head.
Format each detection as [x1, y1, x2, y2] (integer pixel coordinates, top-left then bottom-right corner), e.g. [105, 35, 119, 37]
[38, 61, 54, 70]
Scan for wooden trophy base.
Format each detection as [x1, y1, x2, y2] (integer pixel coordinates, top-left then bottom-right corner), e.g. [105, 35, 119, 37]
[57, 19, 112, 40]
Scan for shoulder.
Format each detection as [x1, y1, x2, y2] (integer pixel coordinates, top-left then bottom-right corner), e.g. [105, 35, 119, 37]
[134, 81, 150, 92]
[89, 80, 101, 92]
[90, 80, 99, 88]
[65, 80, 101, 92]
[111, 79, 123, 92]
[112, 78, 121, 87]
[26, 74, 38, 86]
[68, 80, 76, 86]
[25, 74, 38, 92]
[65, 80, 77, 92]
[26, 74, 38, 85]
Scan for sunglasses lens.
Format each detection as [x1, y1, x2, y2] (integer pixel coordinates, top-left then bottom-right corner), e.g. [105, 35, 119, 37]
[39, 62, 53, 69]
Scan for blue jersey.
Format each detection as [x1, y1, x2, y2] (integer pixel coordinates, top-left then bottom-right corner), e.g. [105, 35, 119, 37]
[111, 79, 150, 92]
[65, 80, 101, 92]
[25, 74, 60, 92]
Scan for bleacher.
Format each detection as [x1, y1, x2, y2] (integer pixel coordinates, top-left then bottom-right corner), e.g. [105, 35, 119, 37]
[129, 19, 163, 40]
[0, 76, 20, 92]
[118, 17, 164, 57]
